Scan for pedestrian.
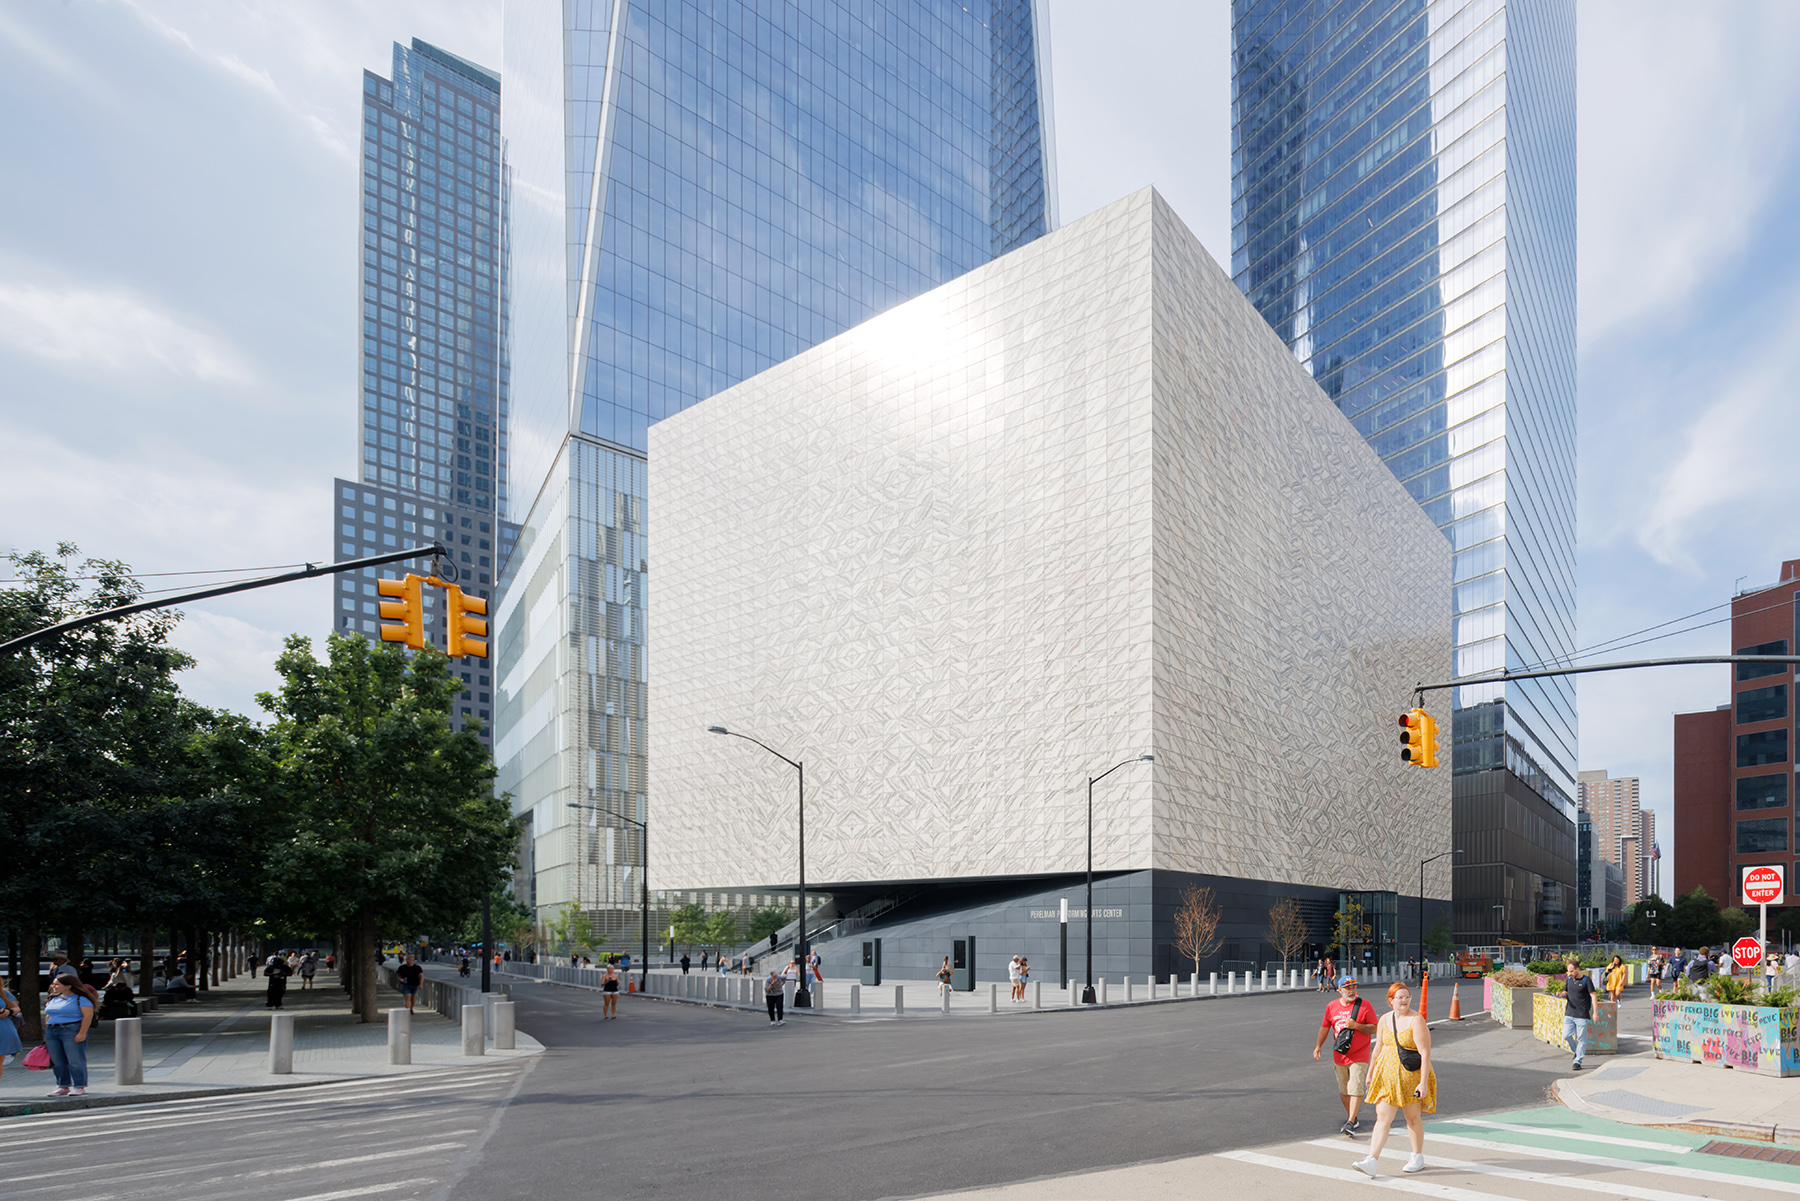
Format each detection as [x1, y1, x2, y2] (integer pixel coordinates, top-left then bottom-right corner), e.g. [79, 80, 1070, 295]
[681, 953, 691, 976]
[810, 950, 824, 986]
[1563, 955, 1596, 1070]
[326, 952, 336, 972]
[0, 978, 23, 1077]
[1315, 955, 1327, 991]
[299, 953, 317, 991]
[1018, 957, 1030, 999]
[458, 954, 471, 978]
[1687, 948, 1712, 985]
[601, 961, 620, 1019]
[264, 953, 292, 1009]
[764, 965, 785, 1025]
[1008, 956, 1022, 1001]
[1604, 955, 1626, 1004]
[40, 971, 95, 1097]
[937, 956, 954, 997]
[1350, 981, 1436, 1178]
[1312, 974, 1376, 1137]
[47, 952, 78, 982]
[395, 954, 424, 1012]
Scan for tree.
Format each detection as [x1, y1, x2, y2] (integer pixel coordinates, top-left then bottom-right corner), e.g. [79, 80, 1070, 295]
[1720, 907, 1756, 943]
[1423, 916, 1455, 958]
[1266, 897, 1309, 970]
[747, 907, 794, 943]
[257, 632, 518, 1022]
[545, 901, 600, 959]
[1172, 885, 1223, 975]
[1331, 897, 1371, 962]
[702, 910, 741, 952]
[1626, 894, 1672, 946]
[670, 902, 709, 951]
[1668, 887, 1724, 949]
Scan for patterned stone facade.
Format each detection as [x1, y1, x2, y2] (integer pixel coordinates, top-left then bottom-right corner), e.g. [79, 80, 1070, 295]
[649, 188, 1451, 902]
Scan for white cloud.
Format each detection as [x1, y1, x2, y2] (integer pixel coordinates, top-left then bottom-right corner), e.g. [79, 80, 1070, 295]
[1579, 1, 1800, 346]
[0, 274, 256, 385]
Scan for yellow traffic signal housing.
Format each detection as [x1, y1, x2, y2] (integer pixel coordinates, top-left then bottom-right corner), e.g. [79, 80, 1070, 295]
[1418, 709, 1439, 768]
[377, 575, 426, 650]
[445, 584, 488, 659]
[1399, 707, 1438, 767]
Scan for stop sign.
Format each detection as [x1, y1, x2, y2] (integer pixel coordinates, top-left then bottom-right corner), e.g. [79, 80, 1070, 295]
[1734, 937, 1765, 969]
[1744, 865, 1785, 905]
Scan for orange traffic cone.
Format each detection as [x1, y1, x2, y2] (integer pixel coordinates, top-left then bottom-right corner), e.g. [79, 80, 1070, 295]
[1447, 981, 1463, 1020]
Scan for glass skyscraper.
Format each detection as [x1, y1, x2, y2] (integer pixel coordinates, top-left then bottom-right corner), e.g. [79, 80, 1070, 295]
[1230, 0, 1577, 936]
[496, 1, 1059, 932]
[331, 39, 517, 743]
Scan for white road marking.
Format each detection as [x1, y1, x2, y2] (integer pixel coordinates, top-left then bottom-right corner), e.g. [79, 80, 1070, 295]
[1438, 1117, 1692, 1153]
[1306, 1140, 1705, 1201]
[1429, 1133, 1800, 1194]
[1214, 1148, 1504, 1198]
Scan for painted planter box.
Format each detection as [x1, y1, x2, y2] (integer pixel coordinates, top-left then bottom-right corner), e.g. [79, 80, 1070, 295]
[1490, 982, 1539, 1028]
[1482, 976, 1492, 1010]
[1652, 1000, 1800, 1077]
[1531, 993, 1617, 1055]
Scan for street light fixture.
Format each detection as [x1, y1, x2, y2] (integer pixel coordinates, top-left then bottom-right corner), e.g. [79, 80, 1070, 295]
[709, 725, 811, 1006]
[1083, 754, 1153, 1004]
[1416, 848, 1461, 1020]
[568, 800, 650, 992]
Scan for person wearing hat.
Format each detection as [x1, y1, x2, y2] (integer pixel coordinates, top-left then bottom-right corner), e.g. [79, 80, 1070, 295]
[1313, 974, 1378, 1136]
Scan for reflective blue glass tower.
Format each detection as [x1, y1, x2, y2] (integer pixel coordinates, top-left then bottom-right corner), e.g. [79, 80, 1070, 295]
[497, 1, 1059, 931]
[1231, 0, 1577, 937]
[331, 39, 515, 744]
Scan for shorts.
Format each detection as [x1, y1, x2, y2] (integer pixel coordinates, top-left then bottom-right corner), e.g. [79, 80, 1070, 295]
[1333, 1060, 1369, 1096]
[399, 984, 419, 996]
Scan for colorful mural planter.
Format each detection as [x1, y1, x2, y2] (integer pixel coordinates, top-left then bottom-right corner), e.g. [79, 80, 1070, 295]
[1531, 993, 1617, 1055]
[1490, 981, 1539, 1028]
[1651, 1000, 1800, 1077]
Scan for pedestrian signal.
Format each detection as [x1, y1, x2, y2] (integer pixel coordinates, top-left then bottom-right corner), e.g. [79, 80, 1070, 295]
[1399, 708, 1438, 768]
[445, 584, 488, 659]
[376, 575, 426, 650]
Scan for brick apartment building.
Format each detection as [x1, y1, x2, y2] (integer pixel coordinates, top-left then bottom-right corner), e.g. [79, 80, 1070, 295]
[1579, 770, 1653, 905]
[1673, 559, 1800, 907]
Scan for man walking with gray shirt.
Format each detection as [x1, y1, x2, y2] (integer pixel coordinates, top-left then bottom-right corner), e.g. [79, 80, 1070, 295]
[1563, 957, 1595, 1070]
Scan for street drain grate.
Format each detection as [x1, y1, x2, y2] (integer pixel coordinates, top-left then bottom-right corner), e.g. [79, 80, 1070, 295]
[1699, 1141, 1800, 1164]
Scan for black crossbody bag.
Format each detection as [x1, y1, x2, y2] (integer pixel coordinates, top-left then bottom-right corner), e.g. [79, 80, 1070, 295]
[1393, 1011, 1422, 1072]
[1332, 999, 1363, 1055]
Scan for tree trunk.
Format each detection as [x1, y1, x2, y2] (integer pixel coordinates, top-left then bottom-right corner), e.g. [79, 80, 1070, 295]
[138, 923, 155, 998]
[18, 919, 42, 1044]
[66, 926, 84, 978]
[353, 907, 379, 1022]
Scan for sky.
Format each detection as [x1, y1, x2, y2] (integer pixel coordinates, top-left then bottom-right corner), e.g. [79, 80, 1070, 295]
[5, 0, 1800, 899]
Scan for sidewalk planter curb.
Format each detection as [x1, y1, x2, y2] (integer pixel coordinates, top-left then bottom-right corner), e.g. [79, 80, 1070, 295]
[1490, 981, 1539, 1028]
[1652, 999, 1800, 1076]
[1531, 993, 1617, 1055]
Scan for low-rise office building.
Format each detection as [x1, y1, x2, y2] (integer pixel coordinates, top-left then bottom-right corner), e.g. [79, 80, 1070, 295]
[648, 189, 1452, 981]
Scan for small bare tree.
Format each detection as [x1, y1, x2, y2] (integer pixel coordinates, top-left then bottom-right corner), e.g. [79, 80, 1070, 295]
[1267, 896, 1309, 971]
[1173, 885, 1224, 976]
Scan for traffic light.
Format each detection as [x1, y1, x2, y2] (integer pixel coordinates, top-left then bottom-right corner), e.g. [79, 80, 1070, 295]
[1399, 707, 1438, 768]
[445, 584, 488, 659]
[376, 574, 426, 650]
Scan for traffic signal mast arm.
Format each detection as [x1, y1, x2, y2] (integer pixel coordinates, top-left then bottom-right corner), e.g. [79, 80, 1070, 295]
[0, 543, 452, 658]
[1412, 654, 1800, 693]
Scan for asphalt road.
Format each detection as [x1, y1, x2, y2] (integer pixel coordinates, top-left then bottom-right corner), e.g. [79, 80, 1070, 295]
[447, 972, 1577, 1200]
[0, 972, 1595, 1201]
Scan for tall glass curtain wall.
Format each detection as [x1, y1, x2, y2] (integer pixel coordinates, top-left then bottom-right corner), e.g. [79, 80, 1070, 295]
[335, 39, 510, 740]
[1229, 0, 1576, 815]
[497, 0, 1056, 932]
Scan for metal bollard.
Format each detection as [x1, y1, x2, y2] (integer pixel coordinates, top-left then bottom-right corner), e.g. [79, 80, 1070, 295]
[1209, 971, 1218, 995]
[114, 1017, 143, 1085]
[461, 1004, 485, 1056]
[1260, 970, 1269, 990]
[388, 1007, 412, 1065]
[895, 984, 904, 1015]
[1124, 977, 1134, 1002]
[941, 986, 951, 1014]
[784, 981, 796, 1011]
[988, 982, 998, 1013]
[493, 1001, 515, 1050]
[482, 991, 499, 1040]
[268, 1012, 295, 1074]
[1099, 978, 1108, 1004]
[1069, 980, 1080, 1007]
[1033, 980, 1042, 1009]
[815, 980, 825, 1010]
[1147, 974, 1156, 999]
[850, 983, 861, 1015]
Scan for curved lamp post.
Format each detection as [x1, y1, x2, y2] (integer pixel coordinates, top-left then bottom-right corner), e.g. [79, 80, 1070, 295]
[709, 725, 810, 1006]
[568, 801, 649, 991]
[1084, 754, 1153, 1004]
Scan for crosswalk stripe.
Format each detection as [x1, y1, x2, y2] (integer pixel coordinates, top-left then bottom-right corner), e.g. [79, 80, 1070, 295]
[1305, 1140, 1703, 1201]
[0, 1132, 477, 1193]
[1214, 1148, 1500, 1199]
[1437, 1118, 1693, 1153]
[1429, 1133, 1800, 1194]
[238, 1139, 469, 1178]
[279, 1184, 413, 1201]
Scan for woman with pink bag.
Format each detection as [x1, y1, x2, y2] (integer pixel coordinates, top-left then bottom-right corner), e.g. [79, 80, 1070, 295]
[0, 979, 22, 1076]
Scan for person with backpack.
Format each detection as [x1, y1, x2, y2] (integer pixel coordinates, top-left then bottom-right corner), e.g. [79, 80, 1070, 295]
[1687, 948, 1713, 985]
[763, 966, 785, 1026]
[1312, 975, 1377, 1136]
[264, 953, 292, 1010]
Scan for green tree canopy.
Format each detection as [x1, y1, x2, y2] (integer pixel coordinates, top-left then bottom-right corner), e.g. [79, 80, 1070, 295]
[1720, 906, 1756, 943]
[1625, 894, 1672, 946]
[747, 906, 794, 943]
[669, 902, 709, 950]
[257, 632, 517, 1021]
[1668, 887, 1724, 949]
[1424, 915, 1455, 958]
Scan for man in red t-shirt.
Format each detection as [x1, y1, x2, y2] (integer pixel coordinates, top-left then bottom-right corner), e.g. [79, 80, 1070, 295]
[1312, 974, 1377, 1135]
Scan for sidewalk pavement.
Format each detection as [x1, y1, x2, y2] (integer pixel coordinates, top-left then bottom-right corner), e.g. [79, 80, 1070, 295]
[1556, 1054, 1800, 1144]
[0, 966, 540, 1115]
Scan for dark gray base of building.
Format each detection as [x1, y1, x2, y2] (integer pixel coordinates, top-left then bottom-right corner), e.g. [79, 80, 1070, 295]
[801, 870, 1450, 986]
[1451, 766, 1579, 943]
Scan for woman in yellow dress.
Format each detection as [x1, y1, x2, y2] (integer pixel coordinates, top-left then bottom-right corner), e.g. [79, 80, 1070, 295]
[1352, 981, 1436, 1178]
[1605, 955, 1627, 1003]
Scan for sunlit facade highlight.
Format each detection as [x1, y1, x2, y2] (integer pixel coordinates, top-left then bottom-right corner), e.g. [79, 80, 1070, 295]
[1231, 0, 1577, 936]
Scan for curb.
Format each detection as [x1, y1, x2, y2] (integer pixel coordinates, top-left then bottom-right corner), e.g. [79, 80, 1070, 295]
[1550, 1077, 1800, 1146]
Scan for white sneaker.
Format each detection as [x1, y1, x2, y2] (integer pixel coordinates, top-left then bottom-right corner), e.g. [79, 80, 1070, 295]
[1352, 1157, 1379, 1178]
[1403, 1154, 1425, 1174]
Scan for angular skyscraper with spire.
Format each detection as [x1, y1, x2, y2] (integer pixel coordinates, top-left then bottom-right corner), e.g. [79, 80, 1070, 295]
[496, 1, 1060, 932]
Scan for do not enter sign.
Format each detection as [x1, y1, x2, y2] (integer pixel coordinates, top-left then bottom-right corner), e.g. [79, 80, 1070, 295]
[1735, 937, 1765, 970]
[1744, 865, 1786, 906]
